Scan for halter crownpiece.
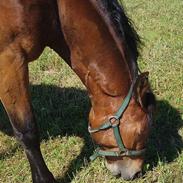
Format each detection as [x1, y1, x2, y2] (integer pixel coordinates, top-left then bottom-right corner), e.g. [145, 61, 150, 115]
[88, 73, 147, 161]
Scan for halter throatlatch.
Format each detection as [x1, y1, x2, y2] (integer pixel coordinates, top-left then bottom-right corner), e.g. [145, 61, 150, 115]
[88, 74, 146, 161]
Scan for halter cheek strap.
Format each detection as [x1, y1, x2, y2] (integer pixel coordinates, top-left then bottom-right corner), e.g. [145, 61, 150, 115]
[88, 75, 146, 161]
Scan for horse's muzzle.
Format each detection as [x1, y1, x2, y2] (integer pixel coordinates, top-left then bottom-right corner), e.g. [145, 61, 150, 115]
[105, 158, 143, 180]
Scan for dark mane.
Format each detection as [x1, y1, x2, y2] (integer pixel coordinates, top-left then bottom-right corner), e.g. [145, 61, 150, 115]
[101, 0, 141, 60]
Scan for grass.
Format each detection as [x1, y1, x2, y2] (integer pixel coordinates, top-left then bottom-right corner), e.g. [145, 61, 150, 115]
[0, 0, 183, 182]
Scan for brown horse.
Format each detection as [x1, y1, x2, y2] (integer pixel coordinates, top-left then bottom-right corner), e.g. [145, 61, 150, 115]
[0, 0, 155, 182]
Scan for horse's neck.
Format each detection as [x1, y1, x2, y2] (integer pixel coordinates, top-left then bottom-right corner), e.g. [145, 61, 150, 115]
[58, 0, 132, 107]
[70, 36, 131, 109]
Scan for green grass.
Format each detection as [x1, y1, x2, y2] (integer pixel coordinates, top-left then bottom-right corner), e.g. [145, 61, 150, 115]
[0, 0, 183, 182]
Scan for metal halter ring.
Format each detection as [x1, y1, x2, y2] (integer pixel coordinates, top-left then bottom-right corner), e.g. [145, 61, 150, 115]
[108, 116, 120, 127]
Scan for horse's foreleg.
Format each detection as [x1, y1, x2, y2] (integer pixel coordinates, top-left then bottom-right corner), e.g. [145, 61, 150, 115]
[0, 51, 56, 183]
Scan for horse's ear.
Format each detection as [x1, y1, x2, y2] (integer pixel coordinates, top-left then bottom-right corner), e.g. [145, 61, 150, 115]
[134, 72, 156, 113]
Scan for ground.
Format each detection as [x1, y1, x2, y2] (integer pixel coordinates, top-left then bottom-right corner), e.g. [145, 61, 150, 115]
[0, 0, 182, 182]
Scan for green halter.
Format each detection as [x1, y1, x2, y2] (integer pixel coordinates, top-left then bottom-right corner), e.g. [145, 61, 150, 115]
[88, 75, 146, 161]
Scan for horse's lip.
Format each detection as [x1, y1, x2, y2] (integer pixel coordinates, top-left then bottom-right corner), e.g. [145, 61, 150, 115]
[121, 171, 142, 181]
[131, 171, 143, 180]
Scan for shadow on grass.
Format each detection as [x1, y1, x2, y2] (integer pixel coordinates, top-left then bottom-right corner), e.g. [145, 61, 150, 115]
[146, 100, 183, 166]
[0, 84, 183, 182]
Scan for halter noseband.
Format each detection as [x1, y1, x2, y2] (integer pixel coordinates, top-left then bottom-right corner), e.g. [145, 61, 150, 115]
[88, 74, 146, 161]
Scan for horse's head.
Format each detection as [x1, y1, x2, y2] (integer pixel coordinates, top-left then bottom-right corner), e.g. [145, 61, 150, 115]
[89, 72, 156, 180]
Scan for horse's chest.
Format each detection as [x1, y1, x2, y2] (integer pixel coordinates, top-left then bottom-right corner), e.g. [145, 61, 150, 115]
[0, 1, 50, 61]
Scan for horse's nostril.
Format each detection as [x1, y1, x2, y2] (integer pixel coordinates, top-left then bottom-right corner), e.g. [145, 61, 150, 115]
[132, 171, 142, 179]
[114, 173, 121, 179]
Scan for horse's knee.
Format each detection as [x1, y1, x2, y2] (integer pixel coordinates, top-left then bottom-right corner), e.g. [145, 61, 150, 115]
[13, 119, 40, 149]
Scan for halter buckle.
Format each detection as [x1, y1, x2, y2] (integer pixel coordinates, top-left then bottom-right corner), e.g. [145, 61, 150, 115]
[108, 116, 120, 127]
